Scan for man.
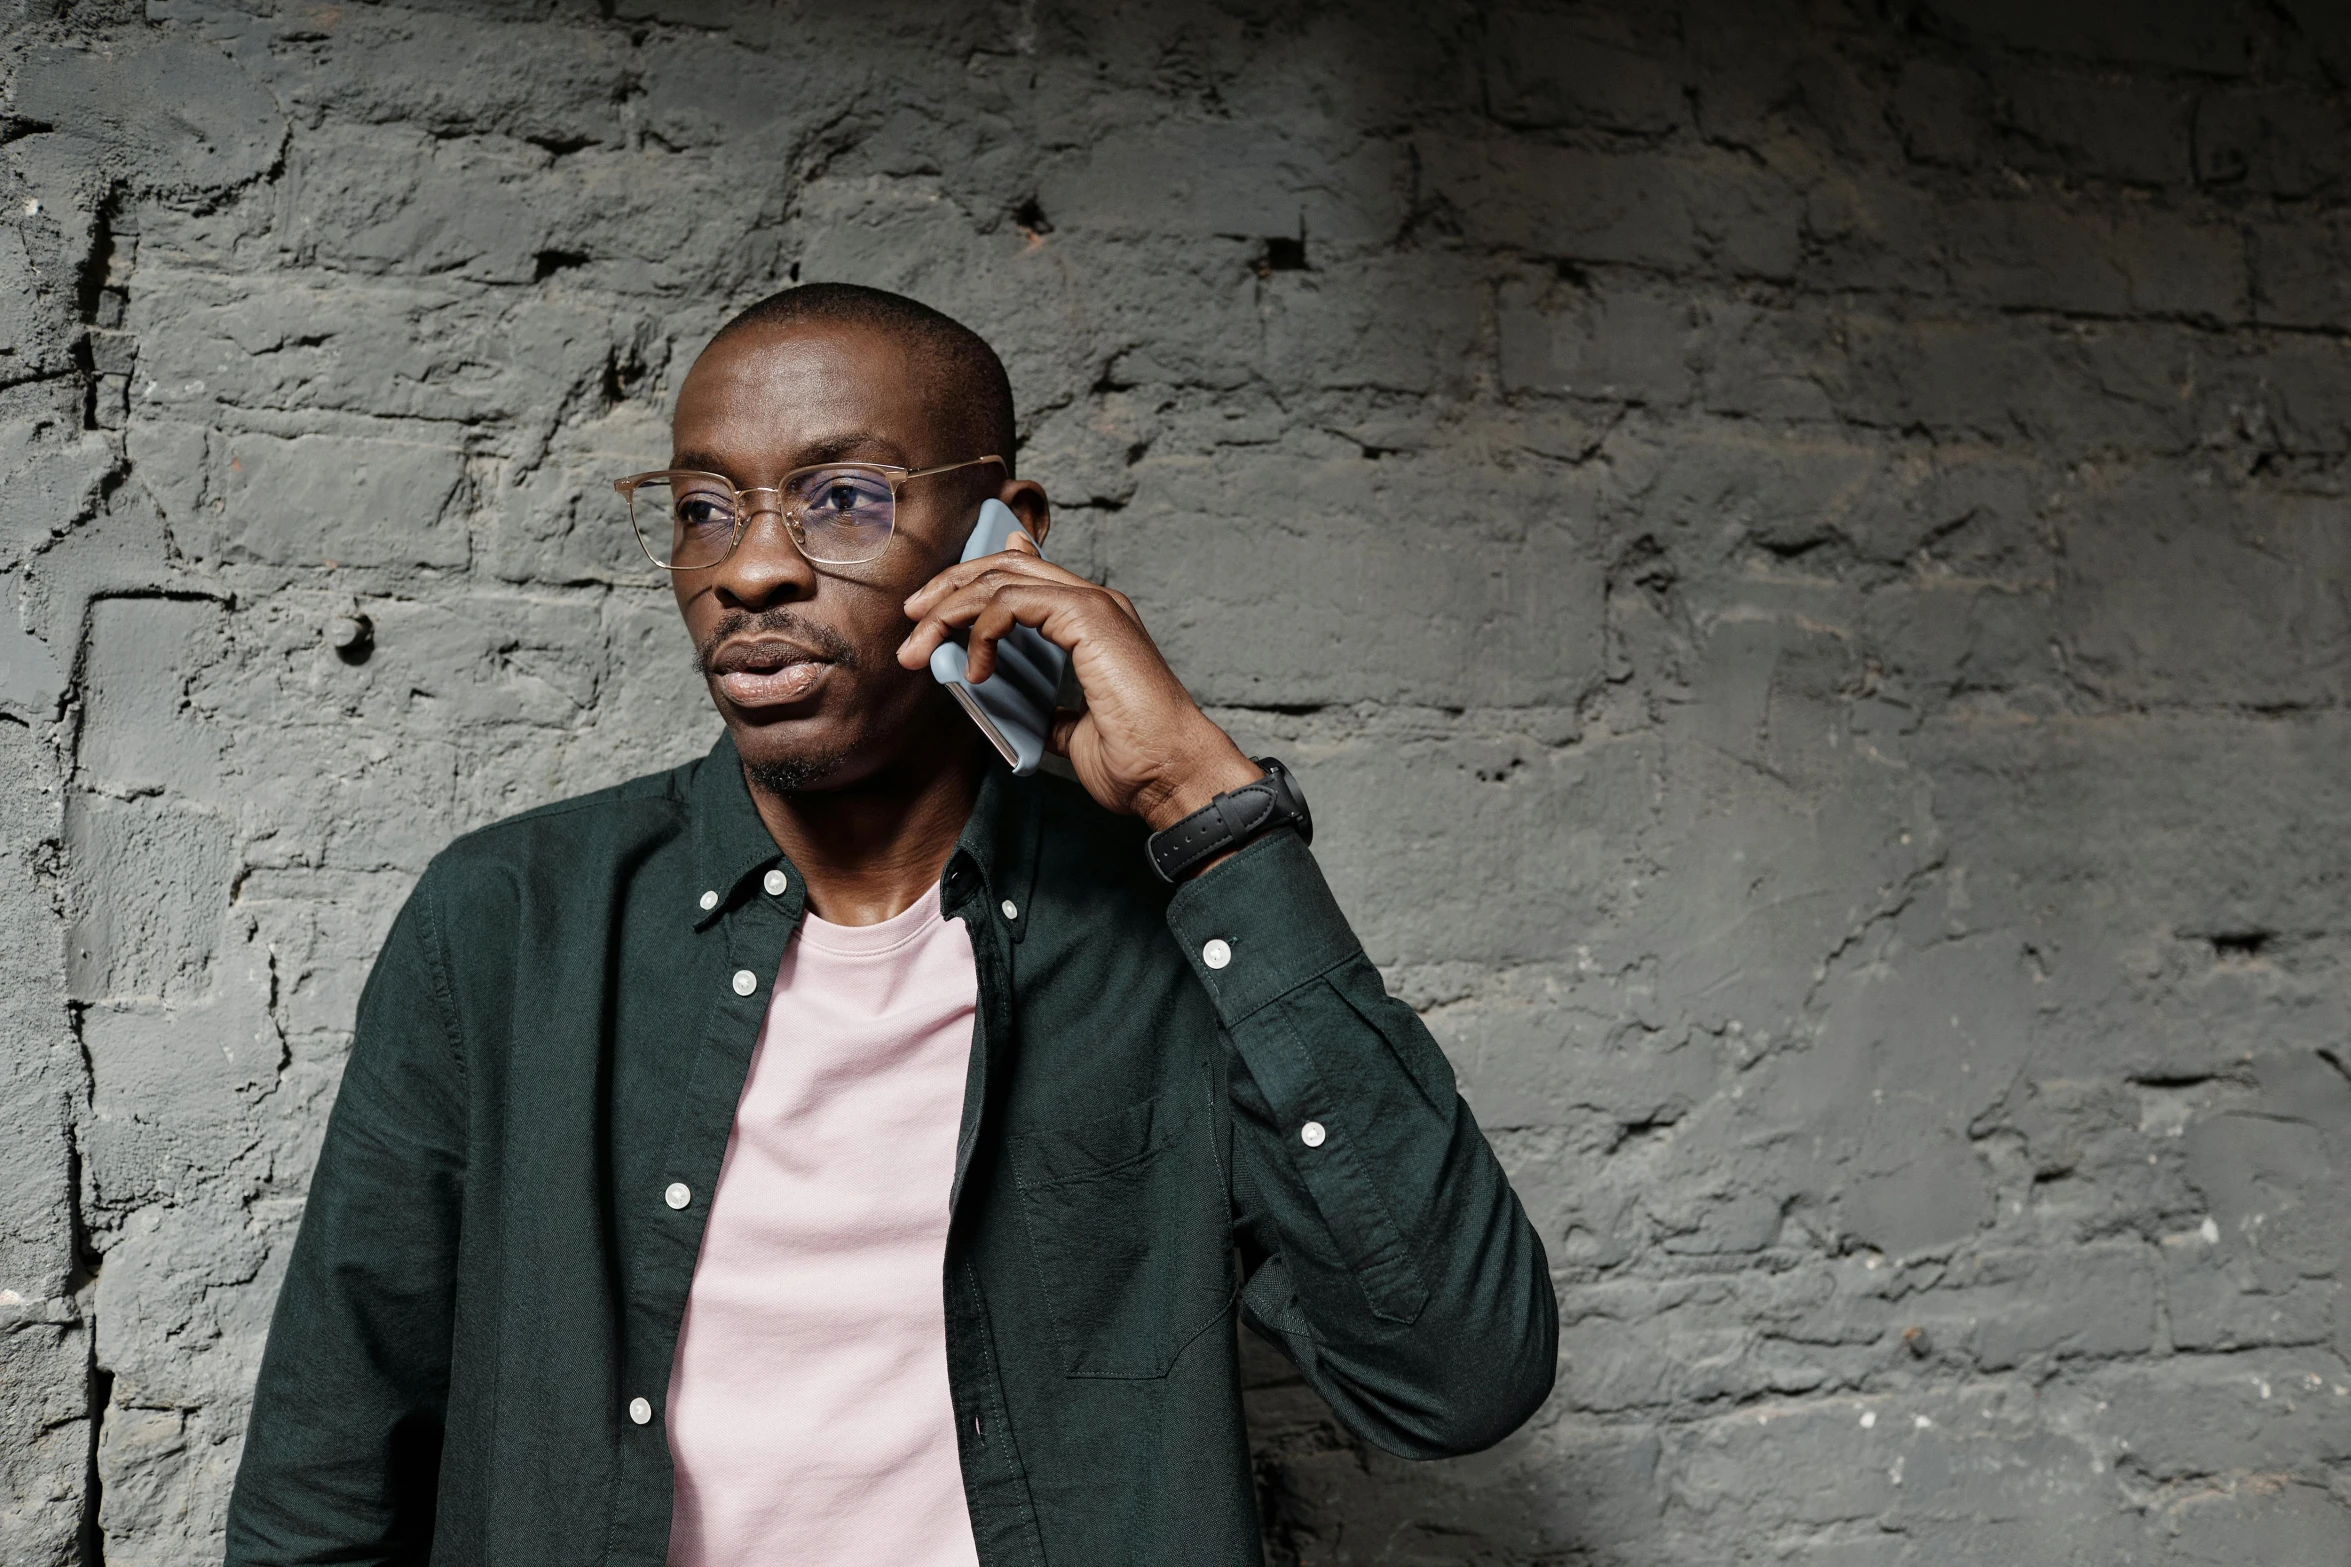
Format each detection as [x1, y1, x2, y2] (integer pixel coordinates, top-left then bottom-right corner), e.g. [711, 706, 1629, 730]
[227, 284, 1555, 1566]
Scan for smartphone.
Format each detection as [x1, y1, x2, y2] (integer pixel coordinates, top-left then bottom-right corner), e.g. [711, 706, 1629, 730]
[928, 498, 1068, 776]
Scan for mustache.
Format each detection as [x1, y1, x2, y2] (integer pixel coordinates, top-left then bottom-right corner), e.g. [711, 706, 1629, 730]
[692, 609, 859, 676]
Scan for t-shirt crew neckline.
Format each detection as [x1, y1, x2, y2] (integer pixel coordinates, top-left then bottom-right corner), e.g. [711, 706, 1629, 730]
[794, 882, 953, 959]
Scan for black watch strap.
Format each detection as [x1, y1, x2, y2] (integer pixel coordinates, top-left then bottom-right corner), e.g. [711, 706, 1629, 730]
[1146, 757, 1313, 884]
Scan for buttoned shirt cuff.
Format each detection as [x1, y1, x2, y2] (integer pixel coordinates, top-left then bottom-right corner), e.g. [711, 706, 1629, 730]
[1164, 828, 1357, 1024]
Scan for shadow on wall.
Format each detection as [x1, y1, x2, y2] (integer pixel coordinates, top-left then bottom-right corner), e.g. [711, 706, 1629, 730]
[3, 0, 2350, 1562]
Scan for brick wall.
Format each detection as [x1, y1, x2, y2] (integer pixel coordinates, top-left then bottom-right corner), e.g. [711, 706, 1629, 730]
[4, 1, 2348, 1560]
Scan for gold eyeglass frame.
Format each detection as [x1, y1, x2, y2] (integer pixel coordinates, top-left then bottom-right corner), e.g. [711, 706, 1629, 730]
[613, 455, 1006, 571]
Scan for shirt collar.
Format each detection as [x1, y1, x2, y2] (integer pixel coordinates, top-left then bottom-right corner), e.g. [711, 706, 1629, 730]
[687, 731, 789, 928]
[687, 729, 1044, 939]
[945, 755, 1043, 943]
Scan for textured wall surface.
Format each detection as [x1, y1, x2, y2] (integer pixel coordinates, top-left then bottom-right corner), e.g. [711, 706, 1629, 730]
[5, 1, 2351, 1561]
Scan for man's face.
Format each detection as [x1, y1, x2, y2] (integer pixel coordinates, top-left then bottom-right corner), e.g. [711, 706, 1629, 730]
[667, 321, 1032, 792]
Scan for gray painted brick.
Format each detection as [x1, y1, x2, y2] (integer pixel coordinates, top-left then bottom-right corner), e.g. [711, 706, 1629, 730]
[1482, 12, 1688, 136]
[1925, 0, 2252, 75]
[1994, 68, 2198, 188]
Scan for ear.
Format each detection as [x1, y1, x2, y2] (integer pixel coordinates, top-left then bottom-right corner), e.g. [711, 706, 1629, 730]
[998, 477, 1051, 548]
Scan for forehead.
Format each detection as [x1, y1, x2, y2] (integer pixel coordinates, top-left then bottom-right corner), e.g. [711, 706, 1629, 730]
[671, 321, 939, 472]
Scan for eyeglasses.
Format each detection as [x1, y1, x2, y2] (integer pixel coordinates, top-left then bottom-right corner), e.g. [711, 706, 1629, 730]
[612, 456, 1005, 570]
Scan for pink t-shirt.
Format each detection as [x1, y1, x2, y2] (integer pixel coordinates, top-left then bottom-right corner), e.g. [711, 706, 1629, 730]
[664, 884, 981, 1567]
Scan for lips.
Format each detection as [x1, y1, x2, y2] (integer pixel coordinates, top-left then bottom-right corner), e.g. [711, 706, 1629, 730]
[709, 638, 833, 709]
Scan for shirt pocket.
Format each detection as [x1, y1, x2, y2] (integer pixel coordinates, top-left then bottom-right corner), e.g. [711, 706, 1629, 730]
[1008, 1089, 1233, 1378]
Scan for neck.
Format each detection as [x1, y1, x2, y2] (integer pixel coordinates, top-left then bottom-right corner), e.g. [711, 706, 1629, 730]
[742, 727, 987, 927]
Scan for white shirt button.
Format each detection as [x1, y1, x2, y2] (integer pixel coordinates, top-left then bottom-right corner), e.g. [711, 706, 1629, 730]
[731, 969, 757, 996]
[628, 1396, 652, 1425]
[664, 1182, 691, 1210]
[1300, 1120, 1327, 1148]
[1000, 899, 1018, 921]
[698, 889, 718, 911]
[764, 869, 789, 896]
[1202, 938, 1232, 970]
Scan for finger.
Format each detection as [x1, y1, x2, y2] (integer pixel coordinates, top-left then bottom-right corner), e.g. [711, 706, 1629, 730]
[896, 579, 1094, 672]
[1047, 709, 1084, 758]
[896, 577, 1005, 669]
[904, 551, 1094, 616]
[960, 599, 1033, 684]
[959, 589, 1094, 683]
[904, 573, 1097, 650]
[903, 555, 1062, 618]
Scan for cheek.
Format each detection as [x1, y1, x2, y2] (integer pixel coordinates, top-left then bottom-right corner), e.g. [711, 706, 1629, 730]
[847, 609, 929, 678]
[835, 554, 939, 634]
[806, 581, 915, 678]
[884, 524, 962, 588]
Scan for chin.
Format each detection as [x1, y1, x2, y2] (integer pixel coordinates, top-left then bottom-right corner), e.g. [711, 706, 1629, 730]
[717, 693, 861, 794]
[732, 726, 861, 796]
[719, 682, 969, 799]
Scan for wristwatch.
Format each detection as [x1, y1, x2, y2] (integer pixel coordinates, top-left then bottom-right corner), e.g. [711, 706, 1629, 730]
[1146, 757, 1313, 883]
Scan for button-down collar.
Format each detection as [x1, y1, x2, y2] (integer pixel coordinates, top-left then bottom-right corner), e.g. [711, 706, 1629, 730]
[687, 734, 798, 931]
[686, 732, 1043, 941]
[940, 763, 1043, 944]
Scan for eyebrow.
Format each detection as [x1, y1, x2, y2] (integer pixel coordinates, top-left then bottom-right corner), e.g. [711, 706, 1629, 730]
[668, 432, 912, 481]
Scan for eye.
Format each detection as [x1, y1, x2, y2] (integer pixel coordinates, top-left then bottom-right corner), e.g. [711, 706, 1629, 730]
[790, 468, 893, 517]
[672, 491, 736, 533]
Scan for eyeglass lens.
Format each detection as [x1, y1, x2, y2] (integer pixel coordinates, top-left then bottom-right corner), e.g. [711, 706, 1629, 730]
[628, 466, 900, 569]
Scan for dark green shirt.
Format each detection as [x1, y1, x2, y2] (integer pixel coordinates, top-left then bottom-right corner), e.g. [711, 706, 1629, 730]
[227, 735, 1556, 1566]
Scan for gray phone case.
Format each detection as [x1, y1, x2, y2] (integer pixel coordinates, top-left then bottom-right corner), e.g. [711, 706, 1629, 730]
[927, 498, 1068, 775]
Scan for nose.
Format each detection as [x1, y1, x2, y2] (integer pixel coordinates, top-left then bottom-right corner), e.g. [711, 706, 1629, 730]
[705, 492, 815, 608]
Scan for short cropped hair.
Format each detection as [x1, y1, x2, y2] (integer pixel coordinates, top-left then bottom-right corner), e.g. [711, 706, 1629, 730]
[707, 283, 1018, 474]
